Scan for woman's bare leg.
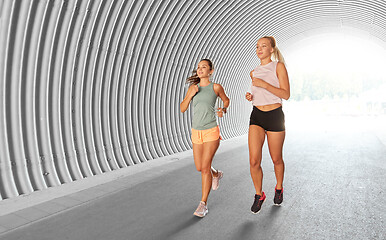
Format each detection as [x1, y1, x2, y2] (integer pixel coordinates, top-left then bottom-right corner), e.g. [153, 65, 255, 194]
[248, 125, 266, 195]
[199, 139, 220, 203]
[266, 131, 285, 189]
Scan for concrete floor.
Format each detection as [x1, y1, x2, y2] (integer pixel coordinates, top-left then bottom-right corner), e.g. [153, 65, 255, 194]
[0, 114, 385, 240]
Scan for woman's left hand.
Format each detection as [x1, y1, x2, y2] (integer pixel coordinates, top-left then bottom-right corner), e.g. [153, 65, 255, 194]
[217, 108, 226, 117]
[252, 77, 268, 88]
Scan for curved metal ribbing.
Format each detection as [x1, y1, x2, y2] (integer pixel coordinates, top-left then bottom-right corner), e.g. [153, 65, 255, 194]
[1, 0, 386, 200]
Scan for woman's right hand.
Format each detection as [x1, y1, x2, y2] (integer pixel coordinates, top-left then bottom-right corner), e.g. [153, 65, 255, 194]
[180, 84, 199, 113]
[189, 84, 199, 98]
[245, 92, 252, 101]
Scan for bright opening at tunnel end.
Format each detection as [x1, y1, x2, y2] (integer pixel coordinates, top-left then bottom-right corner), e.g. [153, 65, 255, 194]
[283, 32, 386, 138]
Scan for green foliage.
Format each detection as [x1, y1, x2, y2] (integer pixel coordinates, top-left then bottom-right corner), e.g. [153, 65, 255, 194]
[290, 70, 383, 101]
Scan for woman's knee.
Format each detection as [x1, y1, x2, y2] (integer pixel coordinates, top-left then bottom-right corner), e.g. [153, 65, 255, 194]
[200, 165, 211, 174]
[195, 162, 212, 173]
[249, 158, 261, 168]
[271, 157, 284, 166]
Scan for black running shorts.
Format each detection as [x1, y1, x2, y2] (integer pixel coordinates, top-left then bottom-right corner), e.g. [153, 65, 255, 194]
[249, 106, 285, 132]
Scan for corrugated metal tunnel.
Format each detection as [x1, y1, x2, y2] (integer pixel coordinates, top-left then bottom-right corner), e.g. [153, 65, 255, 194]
[1, 0, 386, 200]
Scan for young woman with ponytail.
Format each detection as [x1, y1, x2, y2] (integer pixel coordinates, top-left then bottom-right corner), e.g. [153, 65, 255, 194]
[180, 59, 230, 217]
[245, 36, 290, 213]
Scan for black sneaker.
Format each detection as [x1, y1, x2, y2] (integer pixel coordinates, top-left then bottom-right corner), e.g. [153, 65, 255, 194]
[251, 192, 266, 214]
[274, 187, 283, 205]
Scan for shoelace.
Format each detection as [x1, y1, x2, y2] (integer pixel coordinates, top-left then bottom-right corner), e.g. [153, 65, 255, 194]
[197, 203, 206, 213]
[254, 195, 262, 205]
[275, 190, 282, 199]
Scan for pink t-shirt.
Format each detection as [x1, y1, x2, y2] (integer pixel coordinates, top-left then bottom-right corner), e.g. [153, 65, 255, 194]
[251, 61, 282, 106]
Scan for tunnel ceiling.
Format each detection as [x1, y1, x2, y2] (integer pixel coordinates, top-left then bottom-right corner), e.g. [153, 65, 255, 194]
[1, 0, 386, 200]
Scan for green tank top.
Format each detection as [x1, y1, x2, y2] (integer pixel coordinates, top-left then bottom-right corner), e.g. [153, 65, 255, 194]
[192, 82, 218, 130]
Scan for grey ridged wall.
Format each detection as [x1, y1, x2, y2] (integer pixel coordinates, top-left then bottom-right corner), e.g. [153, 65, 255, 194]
[1, 0, 386, 200]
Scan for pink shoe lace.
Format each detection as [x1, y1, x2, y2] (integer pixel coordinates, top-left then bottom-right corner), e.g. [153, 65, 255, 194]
[193, 201, 208, 217]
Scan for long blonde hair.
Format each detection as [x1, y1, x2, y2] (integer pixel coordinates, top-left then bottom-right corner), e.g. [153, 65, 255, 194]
[261, 36, 285, 64]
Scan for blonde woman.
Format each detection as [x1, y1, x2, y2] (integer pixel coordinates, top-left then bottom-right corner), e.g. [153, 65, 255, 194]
[245, 36, 290, 213]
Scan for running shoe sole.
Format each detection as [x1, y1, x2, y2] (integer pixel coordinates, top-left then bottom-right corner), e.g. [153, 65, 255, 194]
[193, 209, 208, 217]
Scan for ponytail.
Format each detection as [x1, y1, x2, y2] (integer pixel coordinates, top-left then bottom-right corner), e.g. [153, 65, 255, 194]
[186, 70, 200, 86]
[273, 46, 285, 64]
[186, 59, 214, 86]
[262, 36, 286, 64]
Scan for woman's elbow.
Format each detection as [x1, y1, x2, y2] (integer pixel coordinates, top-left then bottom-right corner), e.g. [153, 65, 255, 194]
[283, 93, 290, 100]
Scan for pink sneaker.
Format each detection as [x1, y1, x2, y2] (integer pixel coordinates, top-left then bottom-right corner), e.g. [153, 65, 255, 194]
[193, 201, 208, 217]
[212, 170, 223, 190]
